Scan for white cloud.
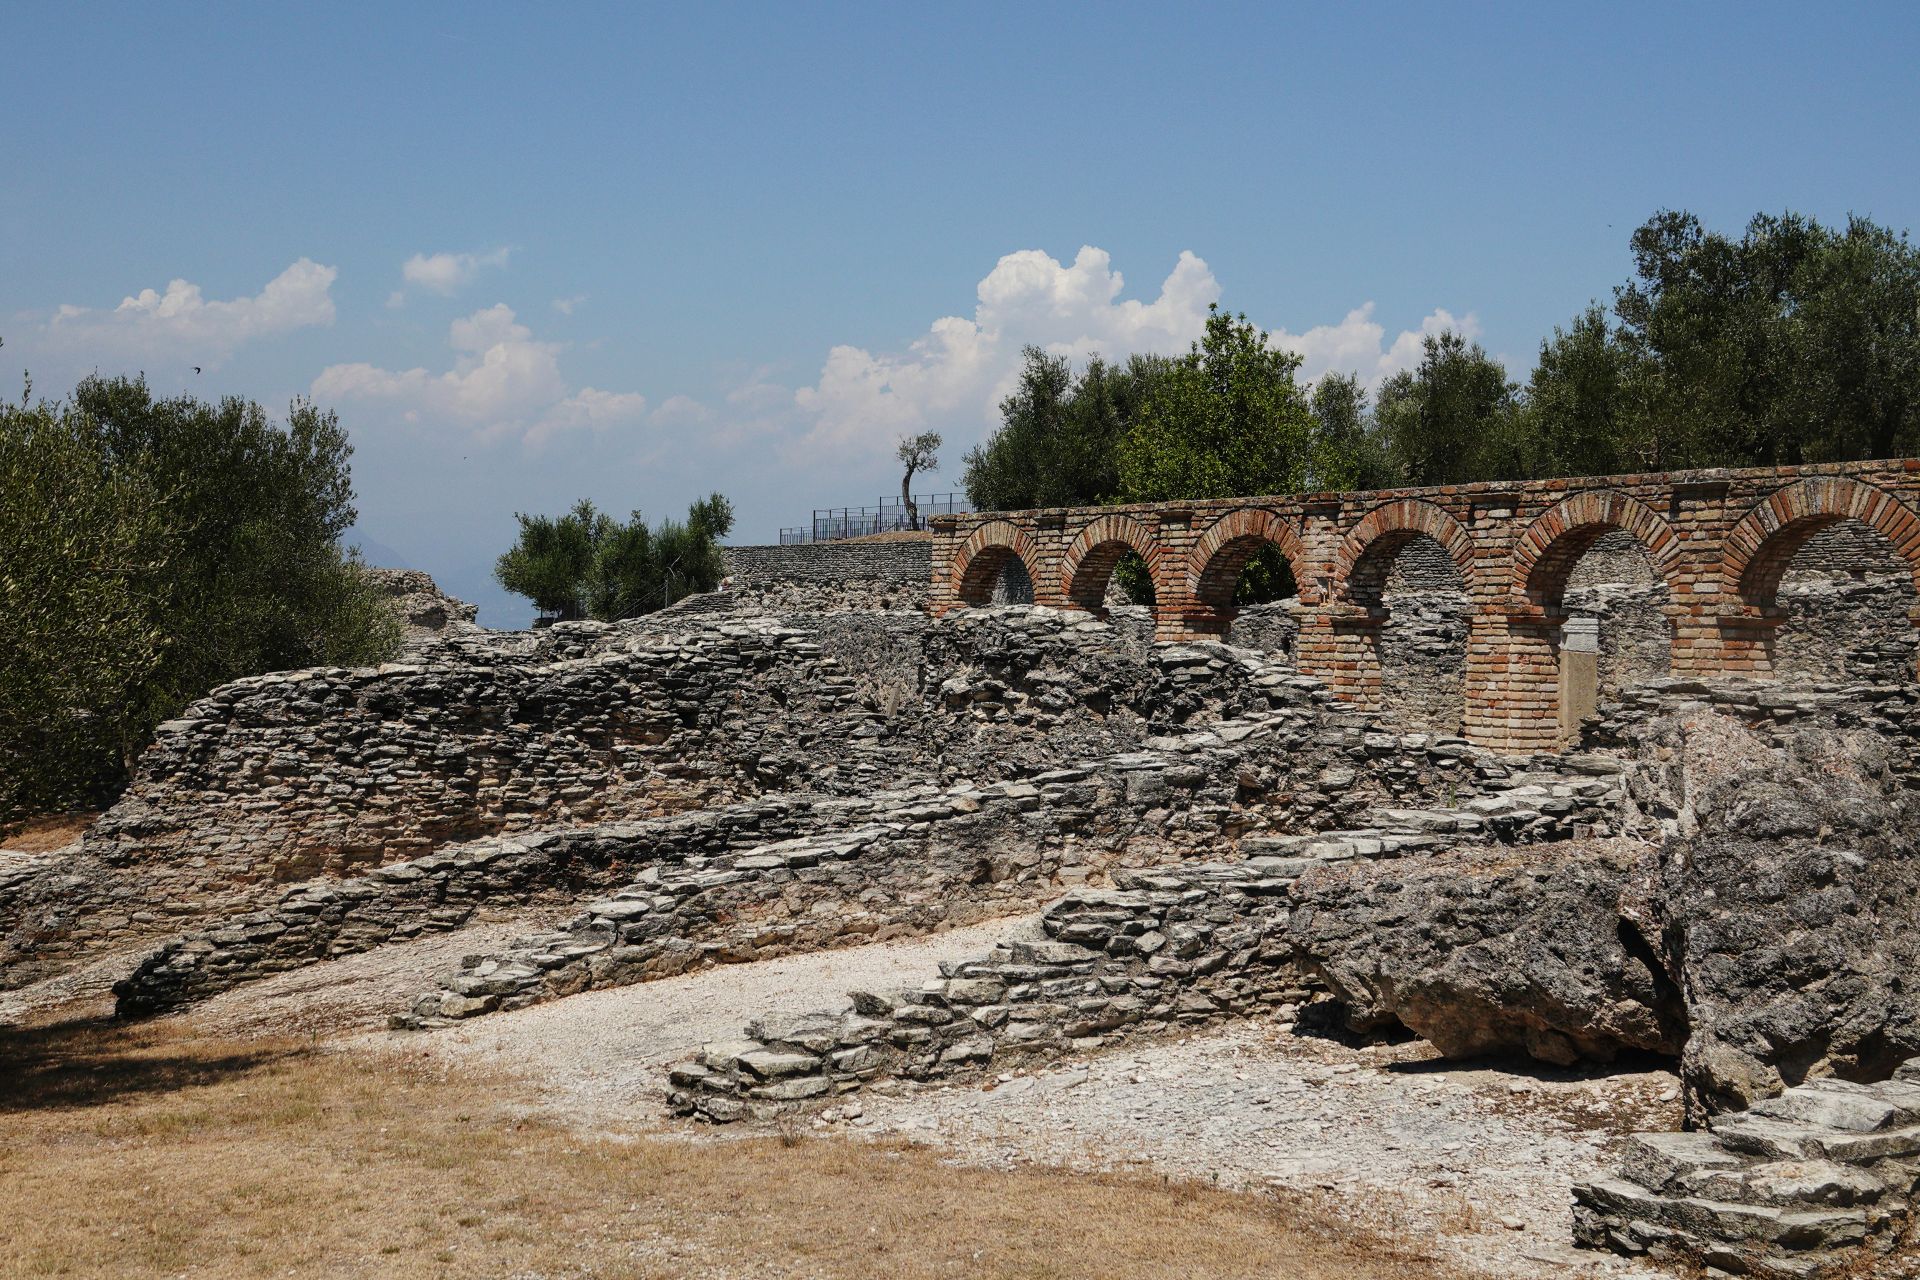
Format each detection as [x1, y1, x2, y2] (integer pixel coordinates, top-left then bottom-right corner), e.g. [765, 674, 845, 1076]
[314, 303, 648, 447]
[1273, 303, 1481, 391]
[43, 258, 336, 368]
[791, 247, 1215, 458]
[393, 247, 512, 302]
[551, 294, 587, 316]
[529, 387, 652, 447]
[786, 246, 1469, 461]
[648, 394, 715, 428]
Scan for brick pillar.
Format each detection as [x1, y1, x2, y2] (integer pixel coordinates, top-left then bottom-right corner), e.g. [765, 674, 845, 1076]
[1031, 514, 1068, 608]
[1293, 604, 1337, 687]
[927, 516, 960, 617]
[1463, 612, 1560, 754]
[1153, 509, 1201, 642]
[1715, 613, 1782, 679]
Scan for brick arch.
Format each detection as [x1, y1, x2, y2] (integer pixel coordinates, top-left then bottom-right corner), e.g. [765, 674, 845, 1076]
[1187, 508, 1308, 608]
[1061, 514, 1171, 612]
[1511, 489, 1683, 611]
[952, 520, 1042, 607]
[1333, 499, 1477, 609]
[1723, 477, 1920, 607]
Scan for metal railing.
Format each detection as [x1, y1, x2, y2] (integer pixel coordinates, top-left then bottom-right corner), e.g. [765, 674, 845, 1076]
[778, 493, 972, 543]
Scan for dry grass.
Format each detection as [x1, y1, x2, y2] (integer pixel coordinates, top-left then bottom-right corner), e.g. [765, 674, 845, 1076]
[0, 813, 95, 853]
[0, 1019, 1489, 1280]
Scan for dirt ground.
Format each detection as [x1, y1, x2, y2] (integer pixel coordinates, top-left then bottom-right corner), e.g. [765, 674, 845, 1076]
[387, 922, 1675, 1278]
[0, 813, 95, 854]
[0, 1016, 1487, 1280]
[2, 903, 1678, 1278]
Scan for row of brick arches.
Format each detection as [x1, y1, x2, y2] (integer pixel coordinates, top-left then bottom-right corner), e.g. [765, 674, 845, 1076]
[929, 462, 1920, 753]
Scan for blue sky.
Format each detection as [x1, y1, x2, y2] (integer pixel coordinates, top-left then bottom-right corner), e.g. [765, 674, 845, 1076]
[6, 2, 1918, 624]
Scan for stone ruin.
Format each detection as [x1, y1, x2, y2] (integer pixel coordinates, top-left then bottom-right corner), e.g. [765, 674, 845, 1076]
[13, 466, 1920, 1278]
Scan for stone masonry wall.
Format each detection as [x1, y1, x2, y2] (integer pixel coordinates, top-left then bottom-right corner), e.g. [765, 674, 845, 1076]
[86, 612, 1261, 890]
[3, 610, 1327, 985]
[668, 863, 1306, 1122]
[115, 666, 1624, 1017]
[664, 742, 1630, 1123]
[721, 540, 931, 612]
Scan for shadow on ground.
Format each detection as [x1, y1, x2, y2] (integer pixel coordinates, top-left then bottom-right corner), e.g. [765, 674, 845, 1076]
[0, 1016, 304, 1114]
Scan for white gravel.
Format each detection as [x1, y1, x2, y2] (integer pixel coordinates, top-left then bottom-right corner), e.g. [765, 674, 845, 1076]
[331, 912, 1676, 1278]
[849, 1022, 1677, 1278]
[394, 913, 1045, 1116]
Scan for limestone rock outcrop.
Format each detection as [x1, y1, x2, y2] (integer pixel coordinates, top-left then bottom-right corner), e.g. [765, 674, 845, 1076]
[1652, 718, 1920, 1124]
[1287, 840, 1685, 1066]
[1291, 700, 1920, 1127]
[1576, 1068, 1920, 1276]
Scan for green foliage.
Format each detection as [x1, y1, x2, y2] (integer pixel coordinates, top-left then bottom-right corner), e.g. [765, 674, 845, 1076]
[1373, 332, 1524, 485]
[966, 209, 1920, 607]
[1309, 372, 1396, 491]
[0, 375, 401, 824]
[495, 494, 735, 623]
[1116, 306, 1318, 504]
[961, 348, 1172, 510]
[1523, 306, 1650, 476]
[1525, 210, 1920, 474]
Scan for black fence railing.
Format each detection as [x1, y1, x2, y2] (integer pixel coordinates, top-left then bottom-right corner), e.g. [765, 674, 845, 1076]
[779, 493, 972, 543]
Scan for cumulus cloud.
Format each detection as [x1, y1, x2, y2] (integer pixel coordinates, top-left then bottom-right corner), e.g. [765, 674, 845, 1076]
[791, 247, 1214, 457]
[392, 247, 512, 302]
[43, 258, 336, 368]
[1273, 303, 1480, 391]
[313, 303, 648, 447]
[786, 246, 1470, 461]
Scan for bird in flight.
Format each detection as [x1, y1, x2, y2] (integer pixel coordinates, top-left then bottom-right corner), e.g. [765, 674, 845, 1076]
[192, 366, 202, 375]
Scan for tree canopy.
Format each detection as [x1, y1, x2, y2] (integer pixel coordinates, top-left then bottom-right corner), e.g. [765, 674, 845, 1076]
[962, 348, 1174, 511]
[1115, 306, 1320, 504]
[1372, 332, 1522, 486]
[895, 431, 942, 530]
[1529, 210, 1920, 472]
[495, 494, 735, 623]
[1, 374, 400, 823]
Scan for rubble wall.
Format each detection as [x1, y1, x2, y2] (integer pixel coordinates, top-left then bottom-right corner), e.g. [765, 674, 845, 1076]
[116, 683, 1615, 1016]
[721, 540, 931, 612]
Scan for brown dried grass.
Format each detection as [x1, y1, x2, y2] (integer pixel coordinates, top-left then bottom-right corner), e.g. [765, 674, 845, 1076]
[0, 1019, 1489, 1280]
[0, 813, 95, 853]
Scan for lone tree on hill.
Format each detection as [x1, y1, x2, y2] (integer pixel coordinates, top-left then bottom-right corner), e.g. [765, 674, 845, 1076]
[494, 493, 734, 624]
[896, 431, 941, 530]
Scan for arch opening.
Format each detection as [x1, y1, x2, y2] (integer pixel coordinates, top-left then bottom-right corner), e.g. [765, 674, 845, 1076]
[1195, 538, 1299, 656]
[1186, 509, 1307, 647]
[1064, 540, 1160, 645]
[1560, 530, 1675, 720]
[989, 553, 1035, 604]
[1348, 531, 1471, 735]
[1765, 520, 1918, 684]
[1509, 491, 1685, 742]
[958, 544, 1033, 608]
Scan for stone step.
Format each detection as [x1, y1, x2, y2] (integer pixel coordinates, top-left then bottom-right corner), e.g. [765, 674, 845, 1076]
[1575, 1175, 1872, 1251]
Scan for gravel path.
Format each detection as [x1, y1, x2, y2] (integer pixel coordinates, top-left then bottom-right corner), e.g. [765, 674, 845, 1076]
[339, 911, 1675, 1278]
[848, 1022, 1676, 1278]
[396, 914, 1045, 1117]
